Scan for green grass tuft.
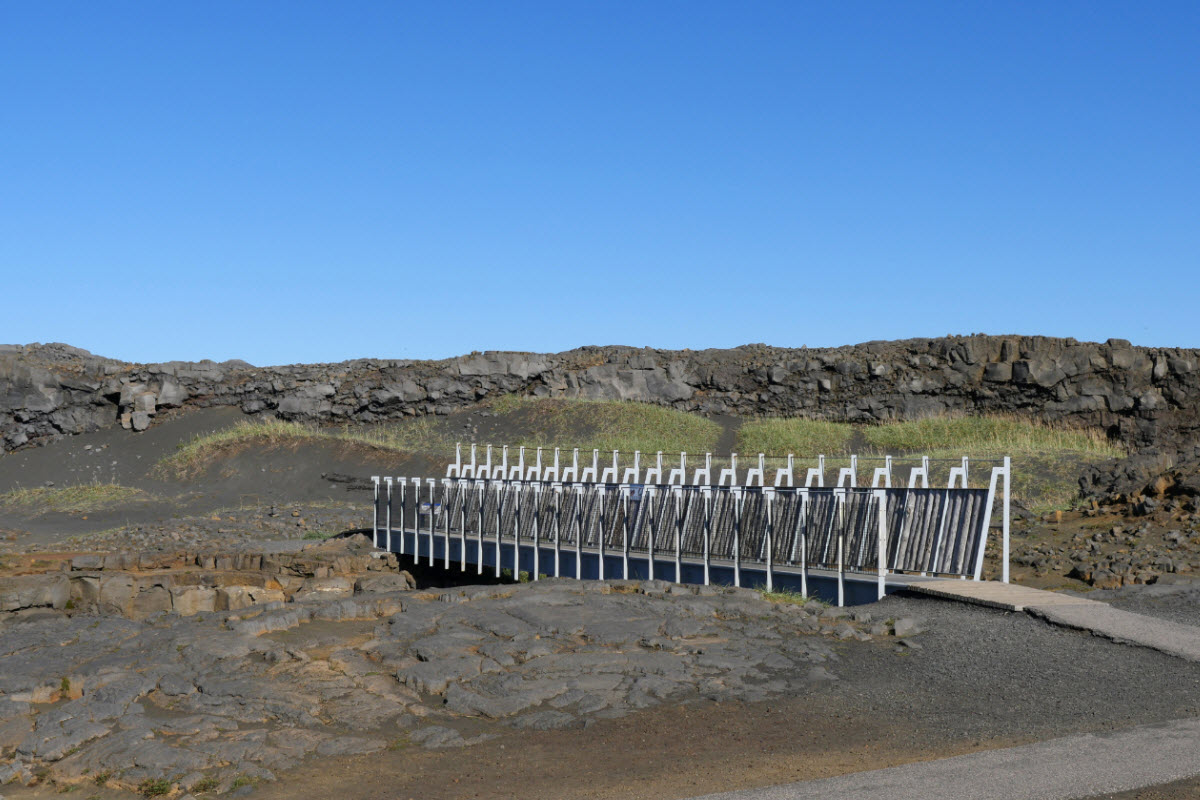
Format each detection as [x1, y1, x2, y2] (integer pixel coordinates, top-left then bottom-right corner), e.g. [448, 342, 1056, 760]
[737, 418, 854, 456]
[190, 776, 219, 794]
[301, 530, 336, 540]
[0, 483, 150, 515]
[478, 396, 722, 455]
[137, 778, 172, 798]
[756, 587, 813, 606]
[862, 415, 1121, 457]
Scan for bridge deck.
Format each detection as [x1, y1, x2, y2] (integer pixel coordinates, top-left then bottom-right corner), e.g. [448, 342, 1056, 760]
[904, 578, 1098, 612]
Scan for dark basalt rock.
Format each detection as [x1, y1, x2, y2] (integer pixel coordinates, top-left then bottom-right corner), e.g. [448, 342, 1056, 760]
[3, 336, 1199, 495]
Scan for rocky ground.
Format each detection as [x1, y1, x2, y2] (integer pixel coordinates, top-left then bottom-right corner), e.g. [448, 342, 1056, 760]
[0, 518, 1199, 800]
[4, 544, 1200, 800]
[994, 508, 1200, 591]
[0, 533, 904, 797]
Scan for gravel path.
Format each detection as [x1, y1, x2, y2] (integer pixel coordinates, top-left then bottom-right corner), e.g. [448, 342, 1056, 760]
[831, 591, 1200, 743]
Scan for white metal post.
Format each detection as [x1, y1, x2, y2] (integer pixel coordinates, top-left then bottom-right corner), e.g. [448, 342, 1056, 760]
[409, 478, 419, 562]
[442, 479, 451, 569]
[383, 477, 393, 552]
[1003, 456, 1011, 584]
[412, 478, 423, 560]
[621, 485, 630, 580]
[553, 484, 562, 578]
[513, 480, 522, 581]
[397, 477, 406, 557]
[427, 478, 436, 567]
[495, 480, 504, 578]
[673, 486, 683, 583]
[598, 486, 607, 580]
[764, 488, 774, 593]
[459, 480, 467, 571]
[732, 487, 743, 588]
[876, 489, 887, 600]
[531, 447, 543, 481]
[574, 487, 583, 580]
[476, 480, 485, 575]
[799, 490, 809, 598]
[371, 477, 380, 548]
[624, 484, 633, 578]
[646, 487, 656, 581]
[836, 488, 845, 607]
[702, 487, 712, 586]
[532, 483, 541, 580]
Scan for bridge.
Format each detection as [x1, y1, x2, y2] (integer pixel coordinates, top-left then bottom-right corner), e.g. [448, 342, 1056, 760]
[370, 445, 1012, 606]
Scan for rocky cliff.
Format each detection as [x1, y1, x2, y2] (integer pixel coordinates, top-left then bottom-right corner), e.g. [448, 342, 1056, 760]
[3, 336, 1198, 460]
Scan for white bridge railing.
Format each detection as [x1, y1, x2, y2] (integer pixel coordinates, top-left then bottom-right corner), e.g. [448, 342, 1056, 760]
[441, 443, 995, 492]
[371, 450, 1011, 604]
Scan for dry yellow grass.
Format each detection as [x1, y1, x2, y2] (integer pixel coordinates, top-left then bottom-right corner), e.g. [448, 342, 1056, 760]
[736, 418, 854, 456]
[0, 483, 150, 515]
[863, 415, 1121, 457]
[159, 400, 722, 477]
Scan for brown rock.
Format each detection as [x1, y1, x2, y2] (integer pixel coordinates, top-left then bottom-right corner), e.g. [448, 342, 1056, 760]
[170, 586, 217, 615]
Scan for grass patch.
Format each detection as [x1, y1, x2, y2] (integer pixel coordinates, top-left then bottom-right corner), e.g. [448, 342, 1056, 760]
[158, 399, 722, 478]
[863, 416, 1123, 515]
[737, 418, 854, 455]
[862, 415, 1121, 457]
[480, 396, 722, 454]
[736, 414, 1121, 515]
[0, 483, 149, 515]
[160, 419, 329, 477]
[756, 587, 829, 608]
[158, 418, 415, 478]
[190, 776, 219, 794]
[756, 587, 813, 606]
[137, 778, 172, 798]
[301, 530, 336, 540]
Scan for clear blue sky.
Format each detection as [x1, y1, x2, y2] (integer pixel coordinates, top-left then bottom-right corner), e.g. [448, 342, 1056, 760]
[2, 2, 1197, 366]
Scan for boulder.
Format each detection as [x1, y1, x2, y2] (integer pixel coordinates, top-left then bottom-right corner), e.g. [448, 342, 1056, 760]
[354, 573, 415, 594]
[130, 586, 172, 619]
[169, 586, 217, 615]
[0, 575, 69, 612]
[292, 577, 354, 602]
[214, 586, 286, 611]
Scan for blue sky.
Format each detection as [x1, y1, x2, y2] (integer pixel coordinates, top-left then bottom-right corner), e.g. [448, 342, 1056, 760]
[2, 2, 1197, 366]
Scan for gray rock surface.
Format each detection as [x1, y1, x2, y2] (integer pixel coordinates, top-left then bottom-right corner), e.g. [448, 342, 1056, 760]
[0, 578, 870, 792]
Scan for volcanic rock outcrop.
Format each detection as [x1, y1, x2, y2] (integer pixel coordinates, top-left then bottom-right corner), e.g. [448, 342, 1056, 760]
[3, 336, 1199, 496]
